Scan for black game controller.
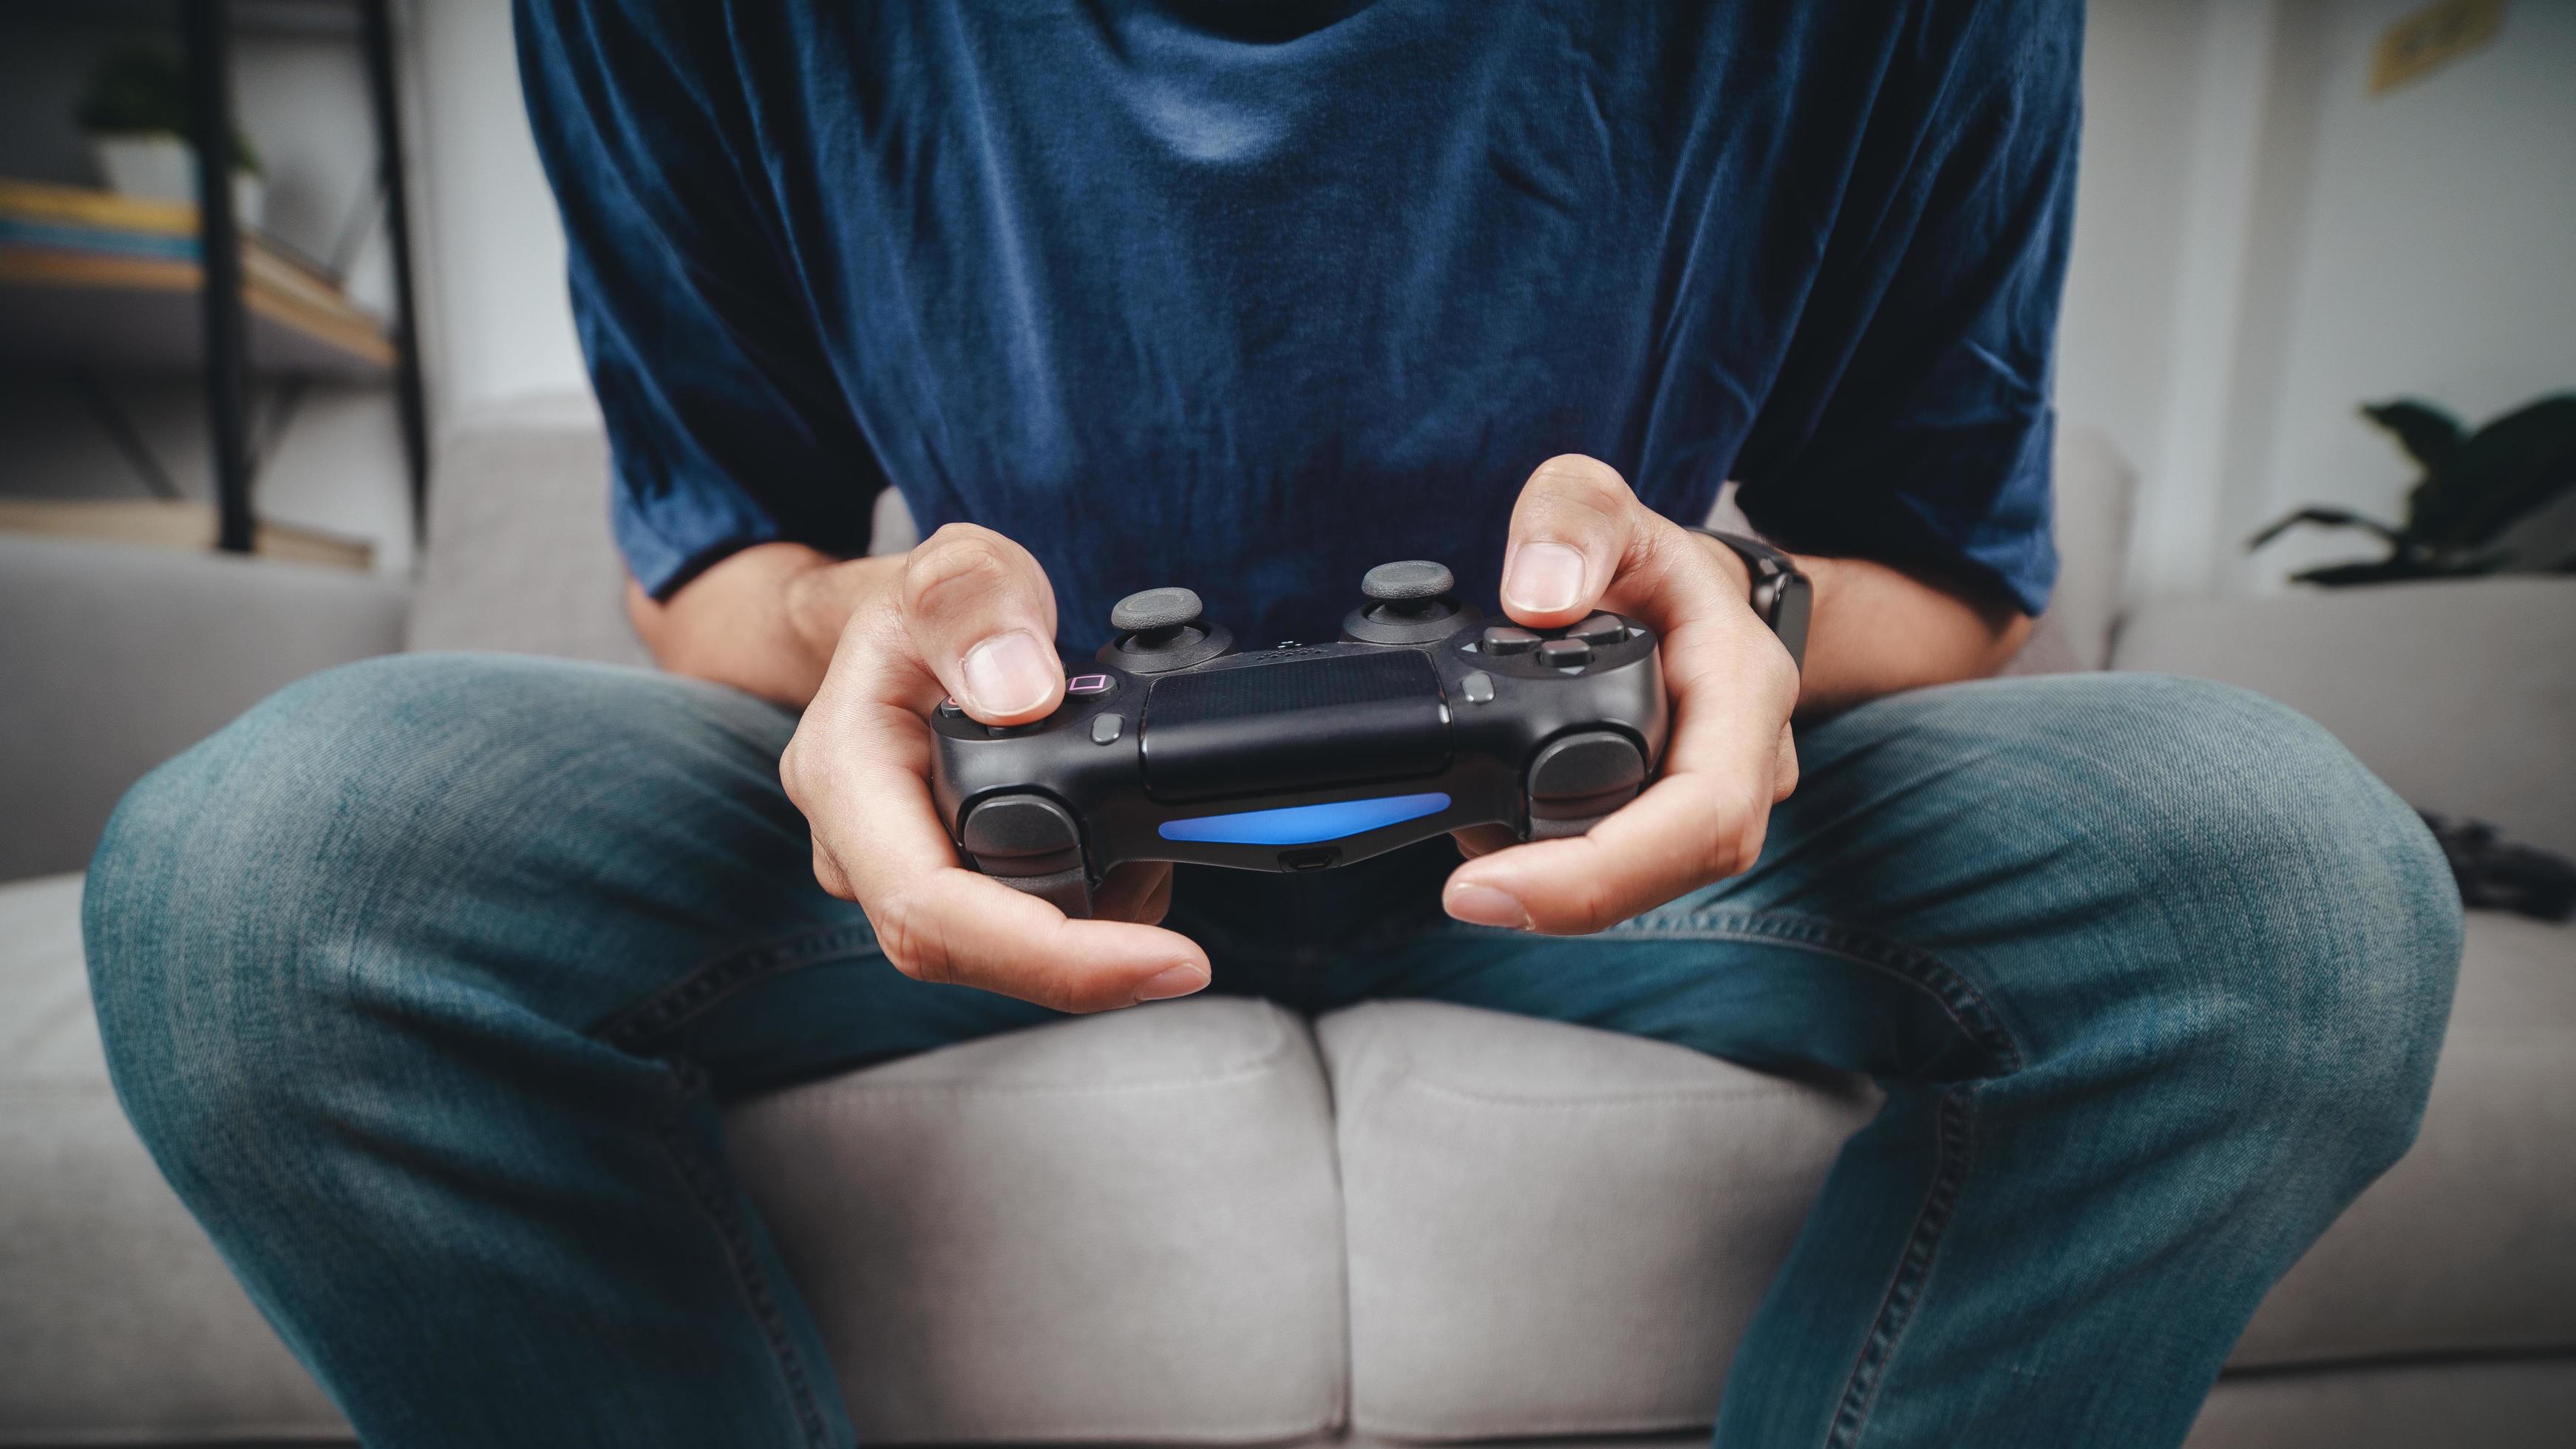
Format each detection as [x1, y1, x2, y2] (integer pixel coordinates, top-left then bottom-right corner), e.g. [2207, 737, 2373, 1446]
[928, 560, 1668, 918]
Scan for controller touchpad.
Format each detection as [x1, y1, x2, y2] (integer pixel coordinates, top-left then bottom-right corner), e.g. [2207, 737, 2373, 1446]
[1143, 651, 1450, 803]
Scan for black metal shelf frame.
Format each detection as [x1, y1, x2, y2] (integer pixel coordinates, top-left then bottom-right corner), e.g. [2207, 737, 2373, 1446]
[173, 0, 428, 552]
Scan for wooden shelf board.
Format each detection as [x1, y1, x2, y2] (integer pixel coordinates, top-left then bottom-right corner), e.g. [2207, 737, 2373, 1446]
[0, 498, 374, 571]
[0, 251, 395, 377]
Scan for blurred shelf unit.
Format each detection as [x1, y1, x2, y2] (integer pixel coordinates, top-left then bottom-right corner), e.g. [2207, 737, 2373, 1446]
[0, 0, 424, 560]
[0, 180, 394, 376]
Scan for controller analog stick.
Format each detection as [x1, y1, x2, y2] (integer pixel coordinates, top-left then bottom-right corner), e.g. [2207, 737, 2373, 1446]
[1101, 586, 1231, 673]
[1345, 559, 1480, 644]
[1111, 586, 1203, 635]
[1526, 730, 1646, 840]
[1362, 560, 1455, 606]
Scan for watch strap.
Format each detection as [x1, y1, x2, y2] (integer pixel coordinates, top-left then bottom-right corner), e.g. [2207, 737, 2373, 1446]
[1690, 528, 1810, 671]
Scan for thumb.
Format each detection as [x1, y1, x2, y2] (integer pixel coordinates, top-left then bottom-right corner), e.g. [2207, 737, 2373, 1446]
[1500, 455, 1644, 629]
[898, 523, 1064, 725]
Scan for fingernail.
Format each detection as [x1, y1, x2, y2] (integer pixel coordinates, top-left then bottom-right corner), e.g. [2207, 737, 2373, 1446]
[1505, 543, 1586, 615]
[1445, 882, 1529, 929]
[962, 631, 1058, 716]
[1134, 963, 1210, 1002]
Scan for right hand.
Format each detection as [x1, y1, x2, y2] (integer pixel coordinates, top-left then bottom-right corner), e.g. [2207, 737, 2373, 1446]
[778, 525, 1211, 1012]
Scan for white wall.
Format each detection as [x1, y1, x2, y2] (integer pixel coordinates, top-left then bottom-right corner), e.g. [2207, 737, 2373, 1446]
[2056, 0, 2234, 574]
[395, 0, 2576, 597]
[407, 0, 587, 418]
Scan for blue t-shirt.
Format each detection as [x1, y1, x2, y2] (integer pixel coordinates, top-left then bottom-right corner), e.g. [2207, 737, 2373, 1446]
[519, 1, 2079, 650]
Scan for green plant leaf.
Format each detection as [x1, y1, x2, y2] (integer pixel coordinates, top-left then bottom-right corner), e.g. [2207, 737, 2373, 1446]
[2289, 554, 2502, 587]
[2362, 398, 2464, 472]
[2246, 506, 2403, 552]
[75, 44, 260, 174]
[2402, 393, 2576, 547]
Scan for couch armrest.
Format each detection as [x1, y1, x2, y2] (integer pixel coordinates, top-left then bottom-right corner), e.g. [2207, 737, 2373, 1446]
[0, 535, 409, 881]
[2112, 577, 2575, 857]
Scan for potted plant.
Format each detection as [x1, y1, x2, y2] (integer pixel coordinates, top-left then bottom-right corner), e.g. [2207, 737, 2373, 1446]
[77, 45, 264, 228]
[2249, 392, 2576, 585]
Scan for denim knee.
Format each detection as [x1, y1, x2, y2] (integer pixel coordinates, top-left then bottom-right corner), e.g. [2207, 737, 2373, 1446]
[85, 656, 456, 1168]
[85, 651, 807, 1175]
[2052, 673, 2463, 1177]
[86, 654, 668, 1169]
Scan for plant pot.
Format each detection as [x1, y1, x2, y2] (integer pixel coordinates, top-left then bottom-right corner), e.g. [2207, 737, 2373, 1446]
[87, 132, 263, 230]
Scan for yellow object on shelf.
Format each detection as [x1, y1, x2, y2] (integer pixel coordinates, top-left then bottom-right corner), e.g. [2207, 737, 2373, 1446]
[0, 178, 395, 376]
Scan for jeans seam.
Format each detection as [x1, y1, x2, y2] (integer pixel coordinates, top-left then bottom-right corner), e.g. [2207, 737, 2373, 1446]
[653, 1058, 836, 1449]
[1610, 909, 2027, 1073]
[1824, 1083, 1982, 1449]
[592, 922, 882, 1053]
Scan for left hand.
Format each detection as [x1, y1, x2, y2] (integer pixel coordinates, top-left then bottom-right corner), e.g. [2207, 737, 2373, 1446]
[1444, 455, 1802, 934]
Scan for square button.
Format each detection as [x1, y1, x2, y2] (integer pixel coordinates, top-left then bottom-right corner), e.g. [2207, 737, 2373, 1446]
[1066, 673, 1114, 695]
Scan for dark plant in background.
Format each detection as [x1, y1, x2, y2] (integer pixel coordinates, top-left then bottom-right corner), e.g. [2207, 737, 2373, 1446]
[2248, 392, 2576, 586]
[76, 45, 260, 173]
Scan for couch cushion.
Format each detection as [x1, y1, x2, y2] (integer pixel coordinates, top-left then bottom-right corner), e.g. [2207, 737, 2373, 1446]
[0, 534, 409, 881]
[1316, 1001, 1877, 1439]
[726, 998, 1348, 1443]
[2112, 577, 2576, 856]
[409, 398, 922, 666]
[0, 873, 350, 1445]
[2189, 1358, 2576, 1449]
[2226, 911, 2576, 1368]
[407, 395, 650, 666]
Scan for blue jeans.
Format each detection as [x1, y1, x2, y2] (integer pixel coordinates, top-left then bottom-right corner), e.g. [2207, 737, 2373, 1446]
[84, 654, 2461, 1448]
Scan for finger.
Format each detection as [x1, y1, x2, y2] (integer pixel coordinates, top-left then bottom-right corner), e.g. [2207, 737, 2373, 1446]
[1450, 824, 1519, 861]
[1092, 861, 1175, 924]
[1451, 530, 1799, 934]
[786, 631, 1206, 1013]
[899, 523, 1065, 725]
[1499, 455, 1643, 629]
[1138, 865, 1175, 926]
[1444, 756, 1776, 935]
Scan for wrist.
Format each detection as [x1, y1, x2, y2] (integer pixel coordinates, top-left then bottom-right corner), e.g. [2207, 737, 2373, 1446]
[786, 554, 903, 663]
[1688, 528, 1810, 672]
[1690, 528, 1756, 603]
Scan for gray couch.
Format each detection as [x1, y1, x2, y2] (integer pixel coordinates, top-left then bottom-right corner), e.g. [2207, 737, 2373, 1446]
[3, 407, 2571, 1446]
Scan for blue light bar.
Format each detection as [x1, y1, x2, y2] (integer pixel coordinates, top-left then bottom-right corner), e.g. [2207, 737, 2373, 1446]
[1158, 792, 1453, 846]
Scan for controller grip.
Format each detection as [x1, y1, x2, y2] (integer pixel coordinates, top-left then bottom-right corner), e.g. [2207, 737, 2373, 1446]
[1525, 730, 1646, 841]
[959, 794, 1095, 919]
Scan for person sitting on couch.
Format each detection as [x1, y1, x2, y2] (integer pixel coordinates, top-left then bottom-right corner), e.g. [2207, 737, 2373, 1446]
[82, 3, 2462, 1446]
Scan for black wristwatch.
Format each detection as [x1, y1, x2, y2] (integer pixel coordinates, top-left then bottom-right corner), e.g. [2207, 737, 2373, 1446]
[1690, 528, 1811, 671]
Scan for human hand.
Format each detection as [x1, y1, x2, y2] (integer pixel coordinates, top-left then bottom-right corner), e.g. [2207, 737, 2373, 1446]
[779, 526, 1209, 1011]
[1445, 456, 1801, 934]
